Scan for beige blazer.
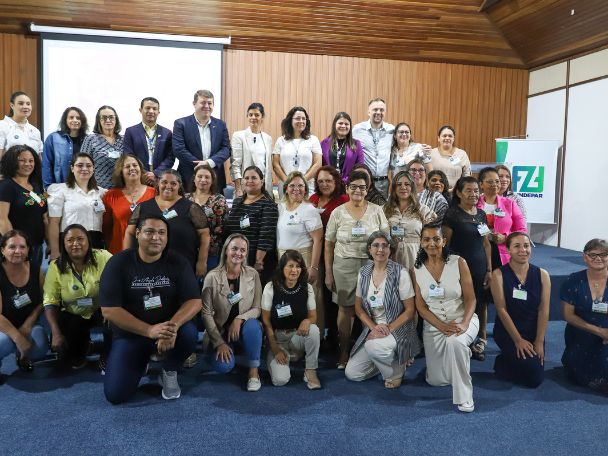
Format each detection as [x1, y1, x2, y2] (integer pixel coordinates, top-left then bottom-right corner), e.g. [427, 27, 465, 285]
[230, 127, 273, 195]
[202, 265, 262, 348]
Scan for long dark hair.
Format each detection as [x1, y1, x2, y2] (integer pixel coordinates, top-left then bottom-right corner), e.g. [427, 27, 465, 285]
[384, 171, 422, 221]
[56, 224, 97, 274]
[66, 153, 98, 191]
[273, 249, 308, 288]
[328, 112, 356, 152]
[281, 106, 311, 141]
[313, 165, 345, 199]
[58, 106, 89, 139]
[0, 145, 42, 188]
[93, 105, 121, 135]
[414, 225, 450, 269]
[427, 169, 451, 202]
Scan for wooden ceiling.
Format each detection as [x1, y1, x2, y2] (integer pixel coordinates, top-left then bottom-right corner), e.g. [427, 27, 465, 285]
[0, 0, 607, 69]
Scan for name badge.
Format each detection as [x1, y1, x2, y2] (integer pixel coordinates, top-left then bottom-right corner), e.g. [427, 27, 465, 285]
[204, 206, 214, 217]
[351, 226, 366, 237]
[227, 292, 242, 305]
[292, 156, 299, 168]
[29, 191, 42, 204]
[287, 214, 301, 226]
[368, 295, 384, 309]
[240, 214, 250, 229]
[428, 284, 445, 298]
[144, 293, 162, 310]
[13, 293, 32, 309]
[449, 156, 460, 166]
[512, 288, 528, 300]
[391, 225, 405, 237]
[477, 223, 491, 236]
[129, 203, 137, 212]
[592, 302, 608, 314]
[77, 297, 94, 307]
[108, 150, 120, 159]
[163, 209, 178, 220]
[494, 208, 505, 217]
[276, 303, 293, 318]
[93, 200, 105, 213]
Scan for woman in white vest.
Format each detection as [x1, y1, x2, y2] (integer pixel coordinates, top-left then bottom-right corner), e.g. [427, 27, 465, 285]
[231, 102, 273, 198]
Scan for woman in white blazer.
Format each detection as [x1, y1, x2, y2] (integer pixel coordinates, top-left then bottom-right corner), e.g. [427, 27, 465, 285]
[231, 103, 273, 198]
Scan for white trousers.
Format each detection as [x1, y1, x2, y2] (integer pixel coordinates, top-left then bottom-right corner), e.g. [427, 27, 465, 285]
[423, 314, 479, 404]
[267, 324, 320, 386]
[345, 334, 404, 382]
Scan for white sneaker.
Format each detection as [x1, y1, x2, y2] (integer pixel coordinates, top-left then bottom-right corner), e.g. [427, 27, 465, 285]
[458, 400, 475, 413]
[158, 369, 181, 400]
[247, 377, 262, 392]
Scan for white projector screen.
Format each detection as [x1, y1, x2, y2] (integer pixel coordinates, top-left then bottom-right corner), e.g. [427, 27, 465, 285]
[41, 37, 223, 138]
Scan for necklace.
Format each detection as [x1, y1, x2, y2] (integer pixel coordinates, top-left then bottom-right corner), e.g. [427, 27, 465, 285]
[280, 283, 302, 295]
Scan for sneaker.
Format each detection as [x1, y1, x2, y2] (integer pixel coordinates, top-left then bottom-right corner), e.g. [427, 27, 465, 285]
[247, 377, 262, 392]
[183, 353, 197, 369]
[303, 370, 321, 390]
[158, 369, 181, 400]
[458, 400, 475, 413]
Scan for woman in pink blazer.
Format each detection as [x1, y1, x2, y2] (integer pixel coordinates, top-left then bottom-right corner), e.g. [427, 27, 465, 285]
[477, 167, 526, 267]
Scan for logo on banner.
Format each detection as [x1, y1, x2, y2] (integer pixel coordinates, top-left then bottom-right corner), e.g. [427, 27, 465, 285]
[512, 166, 544, 197]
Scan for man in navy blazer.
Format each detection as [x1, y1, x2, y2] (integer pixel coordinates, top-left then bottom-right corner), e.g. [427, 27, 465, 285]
[172, 89, 230, 193]
[123, 97, 174, 186]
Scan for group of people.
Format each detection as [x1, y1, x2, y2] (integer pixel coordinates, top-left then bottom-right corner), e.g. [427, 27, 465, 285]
[1, 91, 607, 411]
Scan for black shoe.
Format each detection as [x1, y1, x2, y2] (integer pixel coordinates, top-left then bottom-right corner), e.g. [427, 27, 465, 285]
[71, 357, 87, 370]
[17, 356, 34, 372]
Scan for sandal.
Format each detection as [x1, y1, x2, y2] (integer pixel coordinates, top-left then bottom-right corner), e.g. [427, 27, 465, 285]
[471, 338, 487, 361]
[384, 377, 402, 389]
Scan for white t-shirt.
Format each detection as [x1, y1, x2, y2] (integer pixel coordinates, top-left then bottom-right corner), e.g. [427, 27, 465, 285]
[261, 282, 316, 311]
[356, 269, 415, 325]
[273, 135, 322, 183]
[277, 201, 323, 250]
[47, 183, 108, 231]
[0, 116, 43, 154]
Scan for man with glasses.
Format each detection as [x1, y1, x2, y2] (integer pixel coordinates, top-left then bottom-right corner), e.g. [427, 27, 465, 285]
[352, 97, 394, 198]
[407, 158, 448, 224]
[123, 97, 174, 186]
[100, 215, 202, 404]
[173, 90, 231, 193]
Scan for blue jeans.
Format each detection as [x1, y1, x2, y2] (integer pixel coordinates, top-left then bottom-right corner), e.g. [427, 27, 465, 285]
[103, 321, 197, 404]
[209, 319, 262, 372]
[0, 325, 49, 367]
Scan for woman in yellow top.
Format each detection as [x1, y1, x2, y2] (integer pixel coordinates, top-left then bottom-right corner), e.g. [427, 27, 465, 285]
[43, 223, 112, 370]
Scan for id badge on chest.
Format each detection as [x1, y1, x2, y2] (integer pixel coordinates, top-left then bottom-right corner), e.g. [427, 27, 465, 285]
[227, 292, 242, 305]
[108, 150, 120, 159]
[592, 301, 608, 314]
[276, 302, 293, 318]
[204, 206, 214, 217]
[77, 297, 93, 307]
[13, 293, 32, 309]
[391, 225, 405, 237]
[144, 291, 162, 310]
[449, 156, 460, 166]
[477, 223, 491, 236]
[368, 295, 384, 309]
[240, 214, 250, 229]
[428, 284, 445, 299]
[93, 200, 105, 213]
[512, 287, 528, 300]
[351, 221, 366, 238]
[494, 208, 505, 218]
[292, 155, 299, 168]
[163, 209, 178, 220]
[287, 214, 301, 226]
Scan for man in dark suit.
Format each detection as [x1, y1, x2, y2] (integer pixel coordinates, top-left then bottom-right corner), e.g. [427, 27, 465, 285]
[123, 97, 174, 186]
[172, 90, 231, 193]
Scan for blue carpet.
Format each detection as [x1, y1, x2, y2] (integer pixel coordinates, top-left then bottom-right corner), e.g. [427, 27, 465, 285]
[0, 321, 605, 455]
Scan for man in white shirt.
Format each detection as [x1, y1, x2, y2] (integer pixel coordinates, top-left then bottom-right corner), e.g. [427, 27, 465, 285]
[352, 98, 395, 197]
[172, 90, 231, 192]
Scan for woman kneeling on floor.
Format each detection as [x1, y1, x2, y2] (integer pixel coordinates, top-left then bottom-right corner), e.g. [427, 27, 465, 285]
[412, 225, 479, 412]
[202, 234, 263, 392]
[345, 231, 420, 388]
[261, 250, 321, 389]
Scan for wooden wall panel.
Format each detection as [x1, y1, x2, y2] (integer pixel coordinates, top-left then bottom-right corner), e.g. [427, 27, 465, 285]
[0, 33, 39, 125]
[224, 49, 528, 164]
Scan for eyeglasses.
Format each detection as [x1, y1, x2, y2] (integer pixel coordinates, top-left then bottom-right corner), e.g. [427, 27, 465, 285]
[348, 184, 368, 192]
[141, 229, 167, 238]
[484, 179, 500, 185]
[287, 184, 306, 190]
[585, 252, 608, 260]
[101, 115, 116, 121]
[397, 131, 411, 136]
[292, 116, 307, 122]
[65, 236, 86, 245]
[409, 168, 425, 174]
[370, 242, 390, 250]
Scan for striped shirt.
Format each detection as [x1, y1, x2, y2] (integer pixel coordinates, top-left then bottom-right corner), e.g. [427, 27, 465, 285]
[81, 133, 124, 189]
[418, 189, 448, 225]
